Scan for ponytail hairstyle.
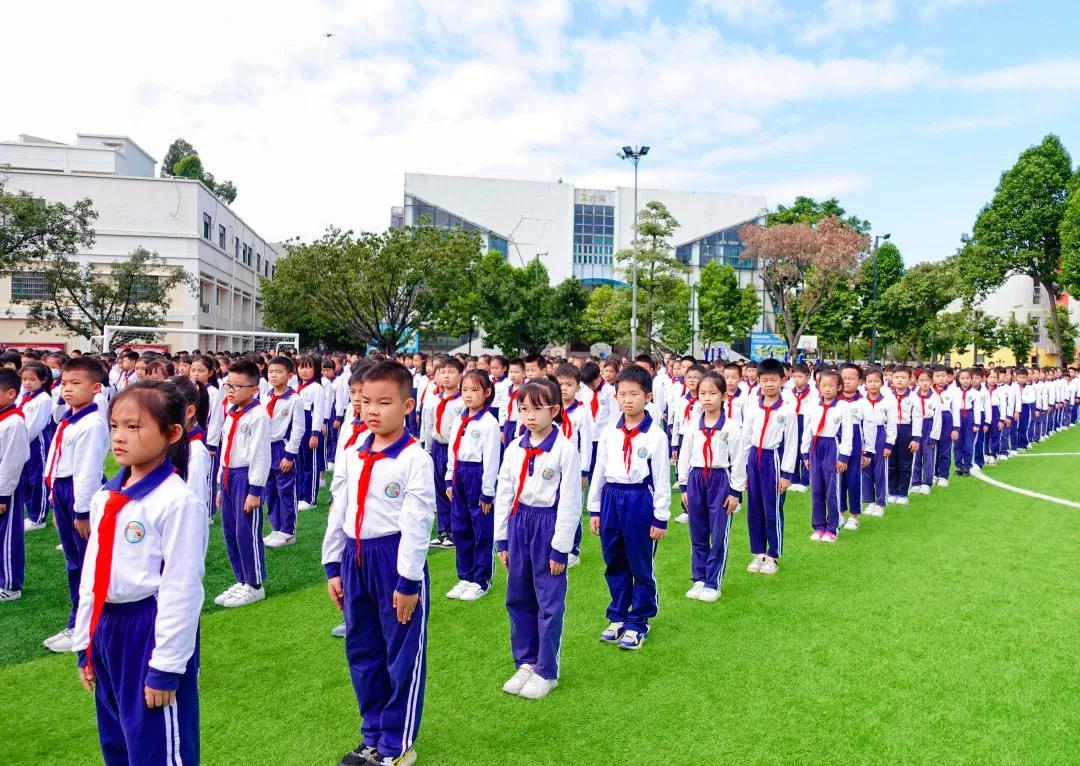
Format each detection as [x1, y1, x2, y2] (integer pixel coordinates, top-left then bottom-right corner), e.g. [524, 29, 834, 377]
[169, 374, 210, 430]
[21, 361, 53, 394]
[109, 380, 190, 480]
[517, 377, 563, 425]
[191, 354, 219, 388]
[462, 369, 496, 410]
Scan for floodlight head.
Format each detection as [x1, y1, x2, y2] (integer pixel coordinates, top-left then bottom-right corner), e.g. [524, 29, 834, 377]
[883, 233, 891, 240]
[640, 146, 650, 155]
[622, 145, 633, 155]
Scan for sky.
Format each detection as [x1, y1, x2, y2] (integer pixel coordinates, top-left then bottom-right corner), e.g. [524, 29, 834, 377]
[4, 0, 1080, 265]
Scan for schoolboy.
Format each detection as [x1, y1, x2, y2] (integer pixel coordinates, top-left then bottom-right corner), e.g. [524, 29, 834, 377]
[887, 366, 922, 503]
[931, 365, 955, 486]
[263, 356, 306, 548]
[581, 361, 615, 479]
[587, 365, 670, 650]
[324, 362, 435, 766]
[911, 369, 942, 494]
[420, 357, 464, 548]
[950, 368, 981, 477]
[788, 363, 814, 493]
[0, 368, 30, 601]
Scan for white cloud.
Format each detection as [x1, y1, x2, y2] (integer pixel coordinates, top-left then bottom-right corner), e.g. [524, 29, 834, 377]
[691, 0, 786, 24]
[799, 0, 897, 43]
[955, 57, 1080, 92]
[916, 0, 997, 20]
[738, 173, 870, 204]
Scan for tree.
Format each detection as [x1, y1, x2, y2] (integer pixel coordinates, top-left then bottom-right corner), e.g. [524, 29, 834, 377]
[0, 181, 97, 274]
[261, 225, 483, 354]
[1002, 312, 1035, 364]
[1060, 171, 1080, 300]
[473, 255, 588, 355]
[740, 216, 869, 354]
[872, 261, 959, 363]
[924, 312, 968, 363]
[697, 261, 760, 345]
[1056, 305, 1077, 364]
[160, 138, 238, 204]
[962, 134, 1073, 358]
[22, 247, 195, 346]
[806, 276, 860, 359]
[956, 308, 1004, 361]
[581, 285, 630, 347]
[768, 196, 871, 234]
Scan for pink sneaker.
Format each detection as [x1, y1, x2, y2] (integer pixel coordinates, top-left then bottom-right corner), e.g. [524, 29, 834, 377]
[809, 530, 824, 541]
[821, 531, 837, 542]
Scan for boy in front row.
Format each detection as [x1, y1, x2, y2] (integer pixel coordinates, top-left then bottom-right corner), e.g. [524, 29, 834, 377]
[588, 364, 670, 651]
[324, 361, 435, 766]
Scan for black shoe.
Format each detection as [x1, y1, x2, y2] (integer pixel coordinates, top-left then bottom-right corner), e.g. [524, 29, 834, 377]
[339, 744, 377, 766]
[440, 532, 455, 549]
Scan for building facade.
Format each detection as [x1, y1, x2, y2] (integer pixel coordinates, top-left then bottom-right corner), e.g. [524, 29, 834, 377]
[401, 173, 774, 354]
[0, 133, 280, 353]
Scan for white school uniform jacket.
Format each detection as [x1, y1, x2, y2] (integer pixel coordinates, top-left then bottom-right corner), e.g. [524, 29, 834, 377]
[670, 391, 698, 447]
[333, 373, 350, 420]
[739, 396, 799, 479]
[951, 387, 983, 427]
[19, 389, 53, 445]
[444, 408, 502, 500]
[216, 400, 271, 495]
[420, 391, 465, 449]
[558, 400, 593, 473]
[988, 385, 1008, 425]
[676, 411, 748, 495]
[205, 384, 225, 450]
[912, 390, 943, 442]
[890, 389, 925, 437]
[491, 375, 510, 415]
[723, 389, 747, 425]
[0, 408, 30, 505]
[187, 430, 213, 515]
[322, 432, 435, 592]
[320, 377, 336, 424]
[45, 403, 109, 519]
[647, 376, 668, 425]
[584, 380, 616, 438]
[799, 397, 853, 461]
[114, 368, 137, 392]
[265, 388, 305, 457]
[296, 380, 325, 438]
[335, 411, 369, 467]
[587, 412, 671, 525]
[494, 429, 581, 561]
[72, 464, 208, 685]
[258, 377, 272, 401]
[790, 385, 815, 422]
[841, 392, 879, 453]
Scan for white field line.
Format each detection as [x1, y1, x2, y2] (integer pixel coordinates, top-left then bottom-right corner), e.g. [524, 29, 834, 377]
[974, 469, 1080, 509]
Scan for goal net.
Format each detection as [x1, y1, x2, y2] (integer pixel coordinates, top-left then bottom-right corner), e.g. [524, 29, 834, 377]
[101, 325, 300, 355]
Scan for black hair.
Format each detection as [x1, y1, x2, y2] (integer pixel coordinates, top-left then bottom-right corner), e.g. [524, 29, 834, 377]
[818, 369, 841, 386]
[555, 363, 581, 384]
[348, 358, 376, 386]
[893, 365, 912, 376]
[792, 363, 811, 375]
[840, 363, 863, 379]
[580, 361, 602, 385]
[491, 355, 509, 369]
[169, 374, 210, 429]
[109, 380, 189, 480]
[442, 357, 465, 375]
[0, 351, 22, 369]
[362, 360, 414, 401]
[268, 355, 295, 373]
[864, 366, 884, 383]
[757, 358, 784, 379]
[191, 354, 219, 387]
[517, 378, 563, 425]
[633, 354, 656, 373]
[296, 354, 322, 383]
[686, 363, 708, 377]
[62, 355, 107, 384]
[227, 359, 261, 382]
[697, 370, 727, 396]
[0, 368, 20, 394]
[523, 353, 546, 368]
[462, 369, 496, 409]
[119, 349, 140, 362]
[20, 361, 52, 393]
[616, 364, 653, 395]
[508, 357, 525, 370]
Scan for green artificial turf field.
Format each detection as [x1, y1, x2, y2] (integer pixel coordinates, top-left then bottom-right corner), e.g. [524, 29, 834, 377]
[2, 428, 1079, 764]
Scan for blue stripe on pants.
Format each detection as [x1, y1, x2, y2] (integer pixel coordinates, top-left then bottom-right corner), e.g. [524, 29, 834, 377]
[506, 503, 567, 680]
[599, 483, 658, 634]
[862, 430, 888, 506]
[90, 598, 200, 766]
[342, 534, 428, 758]
[936, 410, 954, 479]
[450, 461, 494, 590]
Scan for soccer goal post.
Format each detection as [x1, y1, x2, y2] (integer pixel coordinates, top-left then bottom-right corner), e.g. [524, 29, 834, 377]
[102, 325, 300, 355]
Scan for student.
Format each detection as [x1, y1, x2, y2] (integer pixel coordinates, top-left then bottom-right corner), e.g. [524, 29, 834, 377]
[323, 361, 434, 766]
[489, 355, 510, 421]
[887, 366, 922, 503]
[421, 357, 464, 548]
[911, 369, 942, 495]
[860, 368, 894, 516]
[263, 356, 306, 548]
[985, 369, 1008, 462]
[633, 354, 667, 426]
[1017, 367, 1035, 450]
[930, 366, 955, 486]
[950, 368, 981, 476]
[18, 361, 53, 532]
[43, 357, 111, 652]
[677, 371, 745, 601]
[800, 370, 852, 542]
[494, 377, 580, 699]
[169, 375, 213, 519]
[740, 359, 798, 574]
[839, 364, 874, 529]
[444, 370, 502, 602]
[970, 370, 990, 469]
[214, 360, 271, 608]
[0, 369, 30, 601]
[322, 357, 341, 469]
[722, 364, 746, 423]
[523, 354, 545, 381]
[190, 355, 224, 514]
[581, 361, 614, 478]
[788, 364, 814, 493]
[72, 381, 207, 766]
[114, 350, 139, 391]
[555, 364, 592, 566]
[587, 365, 670, 650]
[501, 358, 526, 445]
[295, 355, 325, 511]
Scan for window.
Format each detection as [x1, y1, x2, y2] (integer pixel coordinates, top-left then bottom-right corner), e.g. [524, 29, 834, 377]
[573, 204, 615, 266]
[218, 224, 226, 249]
[132, 275, 160, 301]
[1032, 284, 1041, 304]
[202, 213, 211, 240]
[234, 236, 240, 259]
[257, 253, 262, 273]
[11, 271, 52, 300]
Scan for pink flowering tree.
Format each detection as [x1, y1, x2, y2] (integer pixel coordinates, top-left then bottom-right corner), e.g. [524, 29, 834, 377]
[740, 216, 869, 353]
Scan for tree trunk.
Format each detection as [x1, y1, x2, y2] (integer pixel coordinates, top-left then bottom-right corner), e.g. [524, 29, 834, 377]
[1043, 279, 1064, 361]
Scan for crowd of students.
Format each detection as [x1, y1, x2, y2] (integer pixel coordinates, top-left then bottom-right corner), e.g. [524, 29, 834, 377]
[1, 344, 1077, 766]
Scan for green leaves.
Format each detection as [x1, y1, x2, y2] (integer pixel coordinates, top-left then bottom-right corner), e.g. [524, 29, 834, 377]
[0, 182, 97, 274]
[1002, 313, 1035, 364]
[160, 138, 238, 204]
[697, 261, 760, 345]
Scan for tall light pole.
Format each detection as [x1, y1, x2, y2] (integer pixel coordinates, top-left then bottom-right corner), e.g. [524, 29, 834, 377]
[618, 145, 649, 357]
[870, 232, 891, 364]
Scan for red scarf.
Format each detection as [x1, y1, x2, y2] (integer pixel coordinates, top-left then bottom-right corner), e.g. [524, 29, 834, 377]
[352, 438, 415, 562]
[590, 382, 604, 420]
[561, 401, 581, 438]
[511, 446, 545, 516]
[435, 392, 461, 435]
[619, 423, 641, 473]
[85, 490, 132, 673]
[812, 399, 834, 451]
[266, 388, 294, 417]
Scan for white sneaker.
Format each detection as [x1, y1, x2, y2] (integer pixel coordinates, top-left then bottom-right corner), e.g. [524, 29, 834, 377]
[446, 580, 471, 599]
[222, 584, 265, 608]
[938, 479, 949, 488]
[297, 501, 314, 511]
[599, 622, 625, 643]
[810, 530, 824, 541]
[328, 462, 335, 471]
[55, 543, 63, 551]
[986, 456, 997, 465]
[1009, 450, 1018, 456]
[330, 621, 346, 638]
[214, 583, 244, 606]
[747, 554, 765, 573]
[697, 587, 720, 602]
[43, 627, 69, 649]
[674, 512, 689, 524]
[458, 582, 488, 601]
[894, 495, 910, 505]
[758, 557, 778, 575]
[843, 516, 860, 530]
[567, 553, 581, 568]
[46, 627, 74, 653]
[518, 673, 558, 699]
[24, 518, 46, 532]
[502, 664, 534, 695]
[788, 483, 807, 493]
[685, 581, 705, 599]
[921, 484, 933, 494]
[0, 588, 21, 602]
[262, 531, 277, 545]
[971, 466, 983, 474]
[265, 531, 296, 548]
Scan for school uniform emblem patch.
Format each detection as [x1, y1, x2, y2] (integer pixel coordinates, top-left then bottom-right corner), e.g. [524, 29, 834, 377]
[470, 429, 482, 439]
[777, 415, 786, 424]
[541, 467, 555, 480]
[384, 482, 402, 499]
[240, 423, 251, 434]
[124, 521, 145, 544]
[637, 447, 648, 458]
